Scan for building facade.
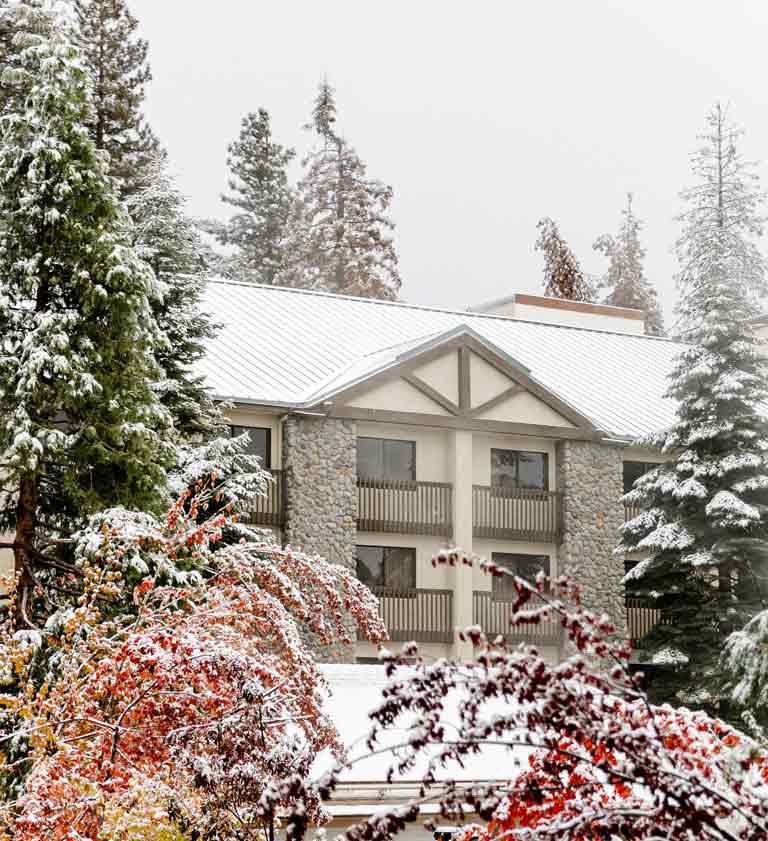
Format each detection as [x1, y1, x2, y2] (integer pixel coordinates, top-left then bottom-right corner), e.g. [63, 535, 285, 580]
[209, 285, 677, 663]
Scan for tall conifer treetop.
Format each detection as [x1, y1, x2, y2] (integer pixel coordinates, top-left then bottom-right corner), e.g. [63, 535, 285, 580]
[620, 104, 768, 713]
[593, 194, 665, 335]
[276, 79, 401, 300]
[0, 1, 171, 614]
[535, 216, 595, 301]
[676, 103, 766, 306]
[74, 0, 160, 195]
[218, 108, 295, 285]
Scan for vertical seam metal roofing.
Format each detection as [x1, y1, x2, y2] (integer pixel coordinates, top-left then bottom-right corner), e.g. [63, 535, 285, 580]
[197, 279, 682, 440]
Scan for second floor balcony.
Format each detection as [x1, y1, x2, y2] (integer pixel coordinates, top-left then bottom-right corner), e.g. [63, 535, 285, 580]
[356, 478, 453, 537]
[472, 485, 562, 542]
[245, 469, 286, 528]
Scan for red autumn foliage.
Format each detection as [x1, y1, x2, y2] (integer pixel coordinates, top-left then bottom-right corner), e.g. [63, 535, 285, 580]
[0, 478, 387, 841]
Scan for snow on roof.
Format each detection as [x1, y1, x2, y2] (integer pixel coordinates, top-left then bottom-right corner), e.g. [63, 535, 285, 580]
[198, 279, 682, 440]
[314, 663, 527, 784]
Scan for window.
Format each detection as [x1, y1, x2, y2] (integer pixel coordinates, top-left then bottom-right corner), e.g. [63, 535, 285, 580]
[230, 425, 271, 469]
[491, 553, 550, 597]
[491, 449, 548, 491]
[355, 545, 416, 591]
[357, 437, 416, 481]
[623, 461, 657, 494]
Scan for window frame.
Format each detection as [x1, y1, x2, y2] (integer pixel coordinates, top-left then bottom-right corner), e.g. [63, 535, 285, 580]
[355, 545, 417, 592]
[230, 425, 272, 470]
[490, 552, 551, 599]
[490, 448, 549, 492]
[357, 436, 417, 482]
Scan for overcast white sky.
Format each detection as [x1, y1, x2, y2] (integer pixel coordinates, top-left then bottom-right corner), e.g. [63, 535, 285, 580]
[131, 0, 768, 322]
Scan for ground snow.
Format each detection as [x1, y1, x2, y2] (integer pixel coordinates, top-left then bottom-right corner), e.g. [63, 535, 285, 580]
[315, 663, 525, 783]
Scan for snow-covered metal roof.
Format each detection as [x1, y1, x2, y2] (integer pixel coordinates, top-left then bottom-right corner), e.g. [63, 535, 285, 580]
[198, 279, 681, 440]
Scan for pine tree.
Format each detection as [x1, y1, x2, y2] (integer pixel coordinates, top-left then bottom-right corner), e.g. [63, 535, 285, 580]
[126, 152, 225, 439]
[218, 108, 294, 285]
[74, 0, 160, 195]
[276, 79, 401, 300]
[0, 2, 172, 620]
[535, 217, 595, 301]
[620, 104, 768, 713]
[593, 194, 665, 335]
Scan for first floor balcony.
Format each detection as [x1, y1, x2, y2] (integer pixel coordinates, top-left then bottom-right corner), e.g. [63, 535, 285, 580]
[626, 598, 662, 648]
[373, 587, 454, 643]
[472, 590, 563, 645]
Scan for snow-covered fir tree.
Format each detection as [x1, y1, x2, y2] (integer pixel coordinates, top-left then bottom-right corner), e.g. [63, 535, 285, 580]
[218, 108, 294, 285]
[276, 79, 401, 300]
[126, 152, 225, 439]
[620, 104, 768, 713]
[74, 0, 160, 195]
[0, 2, 171, 617]
[535, 216, 595, 301]
[593, 194, 665, 335]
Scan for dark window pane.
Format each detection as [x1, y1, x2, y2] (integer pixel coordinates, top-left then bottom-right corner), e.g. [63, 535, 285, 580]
[357, 438, 416, 481]
[383, 440, 415, 481]
[355, 545, 416, 591]
[491, 449, 518, 488]
[357, 438, 383, 479]
[356, 546, 385, 587]
[491, 553, 550, 596]
[623, 461, 655, 494]
[517, 452, 548, 490]
[384, 547, 416, 589]
[491, 449, 548, 490]
[230, 425, 271, 469]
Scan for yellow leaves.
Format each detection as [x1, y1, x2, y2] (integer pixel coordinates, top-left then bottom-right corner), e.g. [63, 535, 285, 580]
[98, 779, 189, 841]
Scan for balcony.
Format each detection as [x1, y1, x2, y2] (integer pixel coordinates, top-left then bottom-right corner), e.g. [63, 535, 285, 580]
[357, 479, 453, 537]
[624, 503, 642, 522]
[473, 486, 562, 543]
[374, 587, 454, 643]
[473, 591, 563, 645]
[244, 470, 285, 528]
[626, 598, 661, 648]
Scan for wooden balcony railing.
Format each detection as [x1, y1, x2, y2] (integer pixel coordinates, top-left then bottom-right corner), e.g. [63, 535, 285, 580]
[357, 479, 453, 537]
[624, 503, 642, 522]
[374, 587, 454, 643]
[473, 591, 563, 645]
[626, 598, 661, 648]
[244, 470, 285, 528]
[472, 486, 562, 542]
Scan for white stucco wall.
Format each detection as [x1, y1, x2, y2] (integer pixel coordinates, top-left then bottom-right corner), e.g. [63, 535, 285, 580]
[347, 378, 452, 415]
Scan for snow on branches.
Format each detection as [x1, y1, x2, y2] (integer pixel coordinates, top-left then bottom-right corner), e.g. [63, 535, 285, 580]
[0, 472, 387, 840]
[271, 553, 768, 841]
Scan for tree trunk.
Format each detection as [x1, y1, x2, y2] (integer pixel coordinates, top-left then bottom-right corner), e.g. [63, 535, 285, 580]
[13, 476, 38, 627]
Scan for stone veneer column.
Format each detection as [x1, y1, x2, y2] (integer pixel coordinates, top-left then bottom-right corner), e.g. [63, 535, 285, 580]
[556, 440, 627, 636]
[283, 415, 358, 662]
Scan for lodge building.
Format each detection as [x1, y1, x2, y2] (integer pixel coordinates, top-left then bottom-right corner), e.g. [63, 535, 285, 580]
[201, 280, 682, 662]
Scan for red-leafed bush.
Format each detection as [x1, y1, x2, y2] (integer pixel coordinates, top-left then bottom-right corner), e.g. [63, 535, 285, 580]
[271, 552, 768, 841]
[0, 477, 387, 841]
